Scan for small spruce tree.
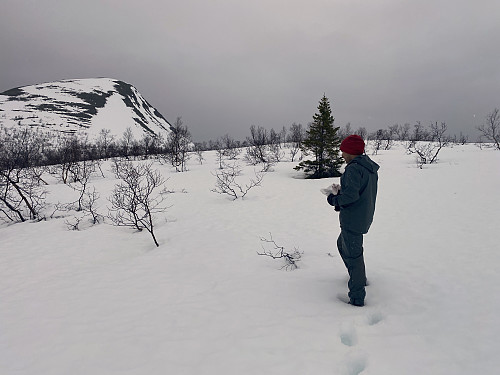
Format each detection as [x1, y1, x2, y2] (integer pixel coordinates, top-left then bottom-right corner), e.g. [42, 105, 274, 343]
[295, 94, 343, 178]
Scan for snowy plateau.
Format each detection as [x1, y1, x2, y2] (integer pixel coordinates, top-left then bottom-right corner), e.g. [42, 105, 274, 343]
[1, 142, 499, 375]
[0, 78, 173, 140]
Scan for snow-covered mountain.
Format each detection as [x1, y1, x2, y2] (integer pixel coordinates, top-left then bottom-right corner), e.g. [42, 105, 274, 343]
[0, 78, 173, 140]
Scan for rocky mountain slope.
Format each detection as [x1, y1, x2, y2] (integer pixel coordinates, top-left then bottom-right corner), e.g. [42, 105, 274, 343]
[0, 78, 173, 140]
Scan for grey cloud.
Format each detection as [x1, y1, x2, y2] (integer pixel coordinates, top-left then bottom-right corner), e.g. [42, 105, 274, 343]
[1, 0, 499, 141]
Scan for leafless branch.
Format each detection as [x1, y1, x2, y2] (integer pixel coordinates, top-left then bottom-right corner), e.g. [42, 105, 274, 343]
[405, 122, 449, 168]
[477, 108, 500, 150]
[257, 233, 302, 270]
[211, 163, 264, 200]
[108, 160, 169, 247]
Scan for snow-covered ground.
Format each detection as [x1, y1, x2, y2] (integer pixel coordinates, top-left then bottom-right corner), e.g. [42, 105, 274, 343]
[1, 143, 499, 375]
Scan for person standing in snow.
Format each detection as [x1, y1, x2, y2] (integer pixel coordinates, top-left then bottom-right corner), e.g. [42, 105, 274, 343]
[327, 135, 379, 307]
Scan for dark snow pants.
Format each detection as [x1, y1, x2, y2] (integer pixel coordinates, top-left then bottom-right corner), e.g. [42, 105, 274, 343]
[337, 230, 366, 302]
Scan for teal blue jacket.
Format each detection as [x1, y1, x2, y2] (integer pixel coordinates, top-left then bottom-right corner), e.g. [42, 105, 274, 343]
[327, 155, 379, 234]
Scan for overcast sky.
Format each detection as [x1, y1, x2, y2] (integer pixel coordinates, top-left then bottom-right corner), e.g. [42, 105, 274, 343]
[1, 0, 499, 141]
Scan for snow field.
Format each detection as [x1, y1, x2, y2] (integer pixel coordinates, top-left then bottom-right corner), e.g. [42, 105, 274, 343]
[1, 143, 499, 374]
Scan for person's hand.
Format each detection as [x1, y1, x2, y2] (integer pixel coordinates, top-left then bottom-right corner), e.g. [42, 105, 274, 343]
[331, 183, 341, 195]
[321, 183, 341, 196]
[327, 193, 337, 204]
[327, 193, 341, 212]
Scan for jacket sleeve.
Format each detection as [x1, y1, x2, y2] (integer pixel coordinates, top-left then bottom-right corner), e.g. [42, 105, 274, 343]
[330, 166, 363, 208]
[327, 193, 337, 205]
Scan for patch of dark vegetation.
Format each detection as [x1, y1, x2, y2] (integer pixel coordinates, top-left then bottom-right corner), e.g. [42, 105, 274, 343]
[64, 101, 98, 115]
[25, 102, 93, 123]
[133, 107, 147, 123]
[1, 87, 25, 96]
[60, 129, 77, 135]
[40, 85, 62, 90]
[113, 81, 137, 108]
[21, 89, 113, 123]
[66, 111, 93, 121]
[30, 103, 62, 112]
[139, 122, 155, 135]
[153, 107, 169, 123]
[10, 94, 43, 102]
[75, 90, 112, 109]
[114, 81, 150, 124]
[9, 97, 30, 102]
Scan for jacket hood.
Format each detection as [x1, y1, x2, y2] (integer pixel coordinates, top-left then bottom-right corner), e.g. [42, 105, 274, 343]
[350, 154, 380, 174]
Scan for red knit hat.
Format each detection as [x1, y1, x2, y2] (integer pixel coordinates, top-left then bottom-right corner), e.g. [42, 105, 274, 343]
[340, 135, 365, 155]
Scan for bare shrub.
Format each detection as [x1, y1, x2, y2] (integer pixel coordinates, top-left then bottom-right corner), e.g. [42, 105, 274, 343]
[287, 122, 305, 162]
[476, 108, 500, 150]
[96, 129, 116, 160]
[211, 135, 242, 169]
[64, 187, 102, 230]
[56, 135, 86, 184]
[391, 123, 411, 141]
[405, 122, 449, 168]
[245, 125, 271, 165]
[0, 127, 48, 222]
[220, 134, 242, 160]
[337, 122, 352, 140]
[452, 132, 469, 145]
[211, 162, 264, 200]
[108, 160, 169, 247]
[82, 186, 103, 225]
[162, 117, 191, 172]
[269, 128, 285, 162]
[410, 122, 431, 142]
[67, 160, 99, 211]
[120, 127, 135, 159]
[65, 215, 84, 231]
[257, 233, 302, 270]
[244, 146, 275, 167]
[194, 143, 205, 165]
[355, 126, 368, 140]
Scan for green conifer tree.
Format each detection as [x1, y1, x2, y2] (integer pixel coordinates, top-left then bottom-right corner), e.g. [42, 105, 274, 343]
[294, 94, 343, 178]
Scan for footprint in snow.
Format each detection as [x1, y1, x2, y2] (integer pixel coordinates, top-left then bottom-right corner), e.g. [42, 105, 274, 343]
[339, 322, 357, 347]
[366, 310, 385, 326]
[341, 351, 367, 375]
